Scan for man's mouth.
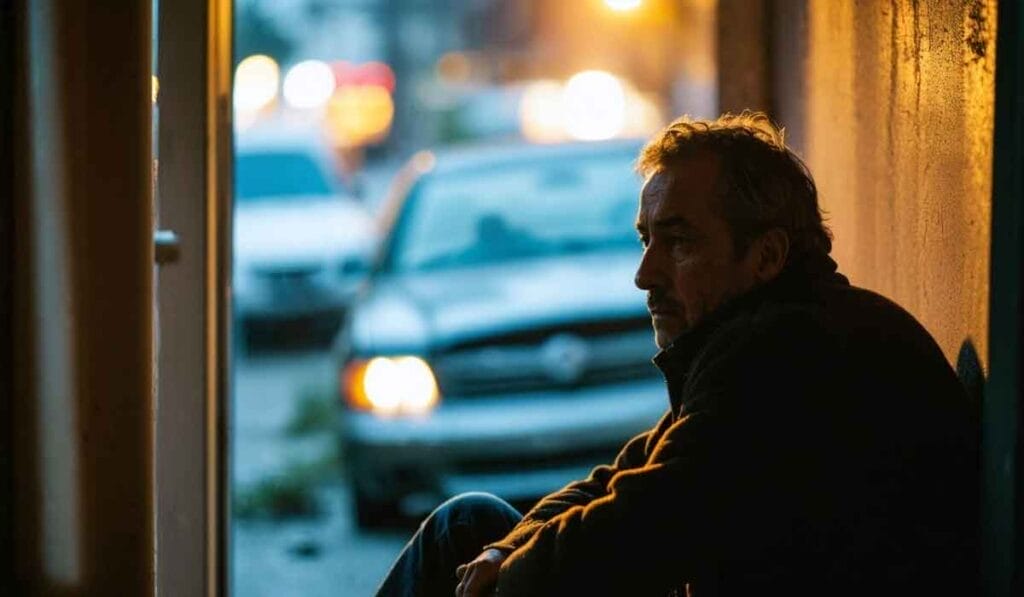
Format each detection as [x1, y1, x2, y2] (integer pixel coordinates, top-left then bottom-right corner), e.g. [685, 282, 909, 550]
[647, 303, 679, 317]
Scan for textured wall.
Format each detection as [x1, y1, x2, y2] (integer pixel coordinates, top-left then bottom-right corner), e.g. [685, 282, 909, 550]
[790, 0, 996, 367]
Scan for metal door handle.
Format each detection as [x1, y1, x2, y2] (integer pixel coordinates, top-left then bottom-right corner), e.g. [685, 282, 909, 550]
[155, 230, 181, 264]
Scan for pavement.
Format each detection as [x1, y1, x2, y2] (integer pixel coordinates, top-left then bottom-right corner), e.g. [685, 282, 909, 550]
[231, 349, 408, 596]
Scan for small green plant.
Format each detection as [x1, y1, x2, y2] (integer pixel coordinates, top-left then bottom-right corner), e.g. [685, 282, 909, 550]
[285, 385, 337, 437]
[233, 467, 323, 520]
[233, 448, 342, 521]
[232, 458, 331, 518]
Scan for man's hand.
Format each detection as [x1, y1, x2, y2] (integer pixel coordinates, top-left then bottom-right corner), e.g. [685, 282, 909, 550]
[455, 548, 506, 597]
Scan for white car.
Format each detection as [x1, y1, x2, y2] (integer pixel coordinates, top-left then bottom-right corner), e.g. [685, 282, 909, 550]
[233, 126, 377, 349]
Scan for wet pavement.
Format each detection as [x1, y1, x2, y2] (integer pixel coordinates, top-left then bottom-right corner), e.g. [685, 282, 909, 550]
[231, 350, 408, 596]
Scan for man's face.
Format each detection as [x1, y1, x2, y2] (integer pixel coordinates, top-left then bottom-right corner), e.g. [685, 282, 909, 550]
[634, 153, 762, 349]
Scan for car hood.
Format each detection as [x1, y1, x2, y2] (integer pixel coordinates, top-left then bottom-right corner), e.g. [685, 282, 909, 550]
[234, 198, 376, 267]
[350, 249, 648, 353]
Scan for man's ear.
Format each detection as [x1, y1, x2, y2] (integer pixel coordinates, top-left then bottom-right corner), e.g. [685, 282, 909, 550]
[752, 228, 789, 283]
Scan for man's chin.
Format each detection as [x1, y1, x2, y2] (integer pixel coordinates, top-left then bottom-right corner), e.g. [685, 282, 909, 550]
[653, 328, 677, 350]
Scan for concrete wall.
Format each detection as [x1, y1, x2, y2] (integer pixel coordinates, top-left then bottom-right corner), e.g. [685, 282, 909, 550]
[774, 0, 997, 367]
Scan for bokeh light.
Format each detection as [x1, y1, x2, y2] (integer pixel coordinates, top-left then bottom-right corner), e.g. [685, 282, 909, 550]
[282, 60, 336, 110]
[604, 0, 642, 11]
[233, 54, 280, 113]
[562, 70, 627, 141]
[518, 80, 567, 143]
[326, 85, 395, 147]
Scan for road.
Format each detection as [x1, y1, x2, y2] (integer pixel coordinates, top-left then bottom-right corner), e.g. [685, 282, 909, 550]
[231, 349, 407, 596]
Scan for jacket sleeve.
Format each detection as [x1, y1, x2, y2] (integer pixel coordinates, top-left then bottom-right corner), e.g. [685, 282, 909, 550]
[493, 312, 833, 596]
[483, 409, 674, 554]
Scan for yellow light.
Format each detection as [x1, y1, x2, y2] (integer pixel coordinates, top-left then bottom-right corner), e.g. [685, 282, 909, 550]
[562, 70, 627, 141]
[282, 60, 336, 110]
[605, 0, 642, 11]
[326, 85, 394, 147]
[234, 54, 280, 113]
[518, 80, 567, 144]
[345, 356, 440, 417]
[151, 76, 159, 104]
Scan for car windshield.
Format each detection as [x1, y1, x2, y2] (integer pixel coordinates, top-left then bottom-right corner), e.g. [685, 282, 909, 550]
[235, 151, 333, 201]
[387, 149, 642, 272]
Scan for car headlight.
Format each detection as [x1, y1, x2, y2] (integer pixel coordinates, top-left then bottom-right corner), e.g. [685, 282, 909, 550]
[342, 356, 440, 416]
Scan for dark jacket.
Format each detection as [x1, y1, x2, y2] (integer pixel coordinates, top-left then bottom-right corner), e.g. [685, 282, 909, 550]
[486, 253, 979, 596]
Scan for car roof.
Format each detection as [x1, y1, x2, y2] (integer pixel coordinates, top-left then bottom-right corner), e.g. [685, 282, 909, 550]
[423, 138, 646, 178]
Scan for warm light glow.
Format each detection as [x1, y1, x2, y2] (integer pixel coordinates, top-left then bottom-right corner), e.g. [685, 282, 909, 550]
[518, 80, 567, 143]
[151, 76, 159, 104]
[622, 91, 665, 137]
[562, 70, 627, 141]
[233, 54, 280, 113]
[282, 60, 336, 110]
[344, 356, 439, 416]
[605, 0, 642, 11]
[326, 85, 395, 147]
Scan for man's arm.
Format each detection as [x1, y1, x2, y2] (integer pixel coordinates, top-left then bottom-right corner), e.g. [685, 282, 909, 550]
[493, 311, 835, 595]
[482, 409, 674, 554]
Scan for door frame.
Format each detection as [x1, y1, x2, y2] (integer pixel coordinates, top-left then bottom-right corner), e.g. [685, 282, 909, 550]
[154, 0, 232, 595]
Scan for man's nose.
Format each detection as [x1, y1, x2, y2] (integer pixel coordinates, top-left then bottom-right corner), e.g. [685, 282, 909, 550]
[635, 247, 657, 291]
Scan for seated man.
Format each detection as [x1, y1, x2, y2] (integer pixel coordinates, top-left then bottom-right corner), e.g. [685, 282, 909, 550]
[375, 113, 979, 597]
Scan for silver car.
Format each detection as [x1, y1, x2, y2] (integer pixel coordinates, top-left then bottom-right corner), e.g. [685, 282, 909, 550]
[333, 140, 667, 526]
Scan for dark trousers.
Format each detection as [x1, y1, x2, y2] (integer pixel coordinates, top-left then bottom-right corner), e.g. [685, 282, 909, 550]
[375, 492, 523, 597]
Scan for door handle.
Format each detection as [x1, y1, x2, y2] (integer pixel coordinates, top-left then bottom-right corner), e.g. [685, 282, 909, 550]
[155, 229, 181, 264]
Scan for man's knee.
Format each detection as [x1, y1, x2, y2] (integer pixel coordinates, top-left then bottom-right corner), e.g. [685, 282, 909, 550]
[428, 492, 520, 532]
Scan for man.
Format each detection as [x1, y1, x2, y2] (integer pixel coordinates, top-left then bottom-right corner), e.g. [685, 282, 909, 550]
[375, 113, 978, 596]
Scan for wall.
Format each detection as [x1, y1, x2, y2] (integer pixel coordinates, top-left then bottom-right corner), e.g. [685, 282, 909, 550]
[778, 0, 996, 367]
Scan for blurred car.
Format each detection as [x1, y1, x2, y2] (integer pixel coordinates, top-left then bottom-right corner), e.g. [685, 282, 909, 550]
[333, 140, 667, 526]
[233, 126, 377, 349]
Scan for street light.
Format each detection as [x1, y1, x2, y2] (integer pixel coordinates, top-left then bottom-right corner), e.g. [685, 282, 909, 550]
[604, 0, 642, 11]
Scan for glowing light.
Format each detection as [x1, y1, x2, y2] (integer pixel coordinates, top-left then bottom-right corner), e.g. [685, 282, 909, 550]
[350, 356, 439, 417]
[518, 80, 567, 144]
[326, 85, 395, 147]
[562, 70, 627, 141]
[605, 0, 642, 11]
[282, 60, 336, 110]
[333, 61, 396, 93]
[233, 54, 280, 113]
[151, 76, 159, 104]
[622, 91, 665, 137]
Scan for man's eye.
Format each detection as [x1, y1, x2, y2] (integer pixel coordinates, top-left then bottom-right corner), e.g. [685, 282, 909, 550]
[638, 235, 649, 247]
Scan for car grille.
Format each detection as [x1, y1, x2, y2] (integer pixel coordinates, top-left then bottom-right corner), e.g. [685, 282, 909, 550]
[253, 264, 322, 287]
[432, 317, 659, 398]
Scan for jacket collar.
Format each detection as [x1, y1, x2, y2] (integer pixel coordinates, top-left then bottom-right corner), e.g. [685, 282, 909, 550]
[652, 252, 847, 414]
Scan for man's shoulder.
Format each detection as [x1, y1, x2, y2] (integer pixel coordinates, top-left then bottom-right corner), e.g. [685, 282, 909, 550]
[703, 280, 947, 370]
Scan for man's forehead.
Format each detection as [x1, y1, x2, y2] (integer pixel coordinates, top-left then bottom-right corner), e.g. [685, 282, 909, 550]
[638, 155, 721, 220]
